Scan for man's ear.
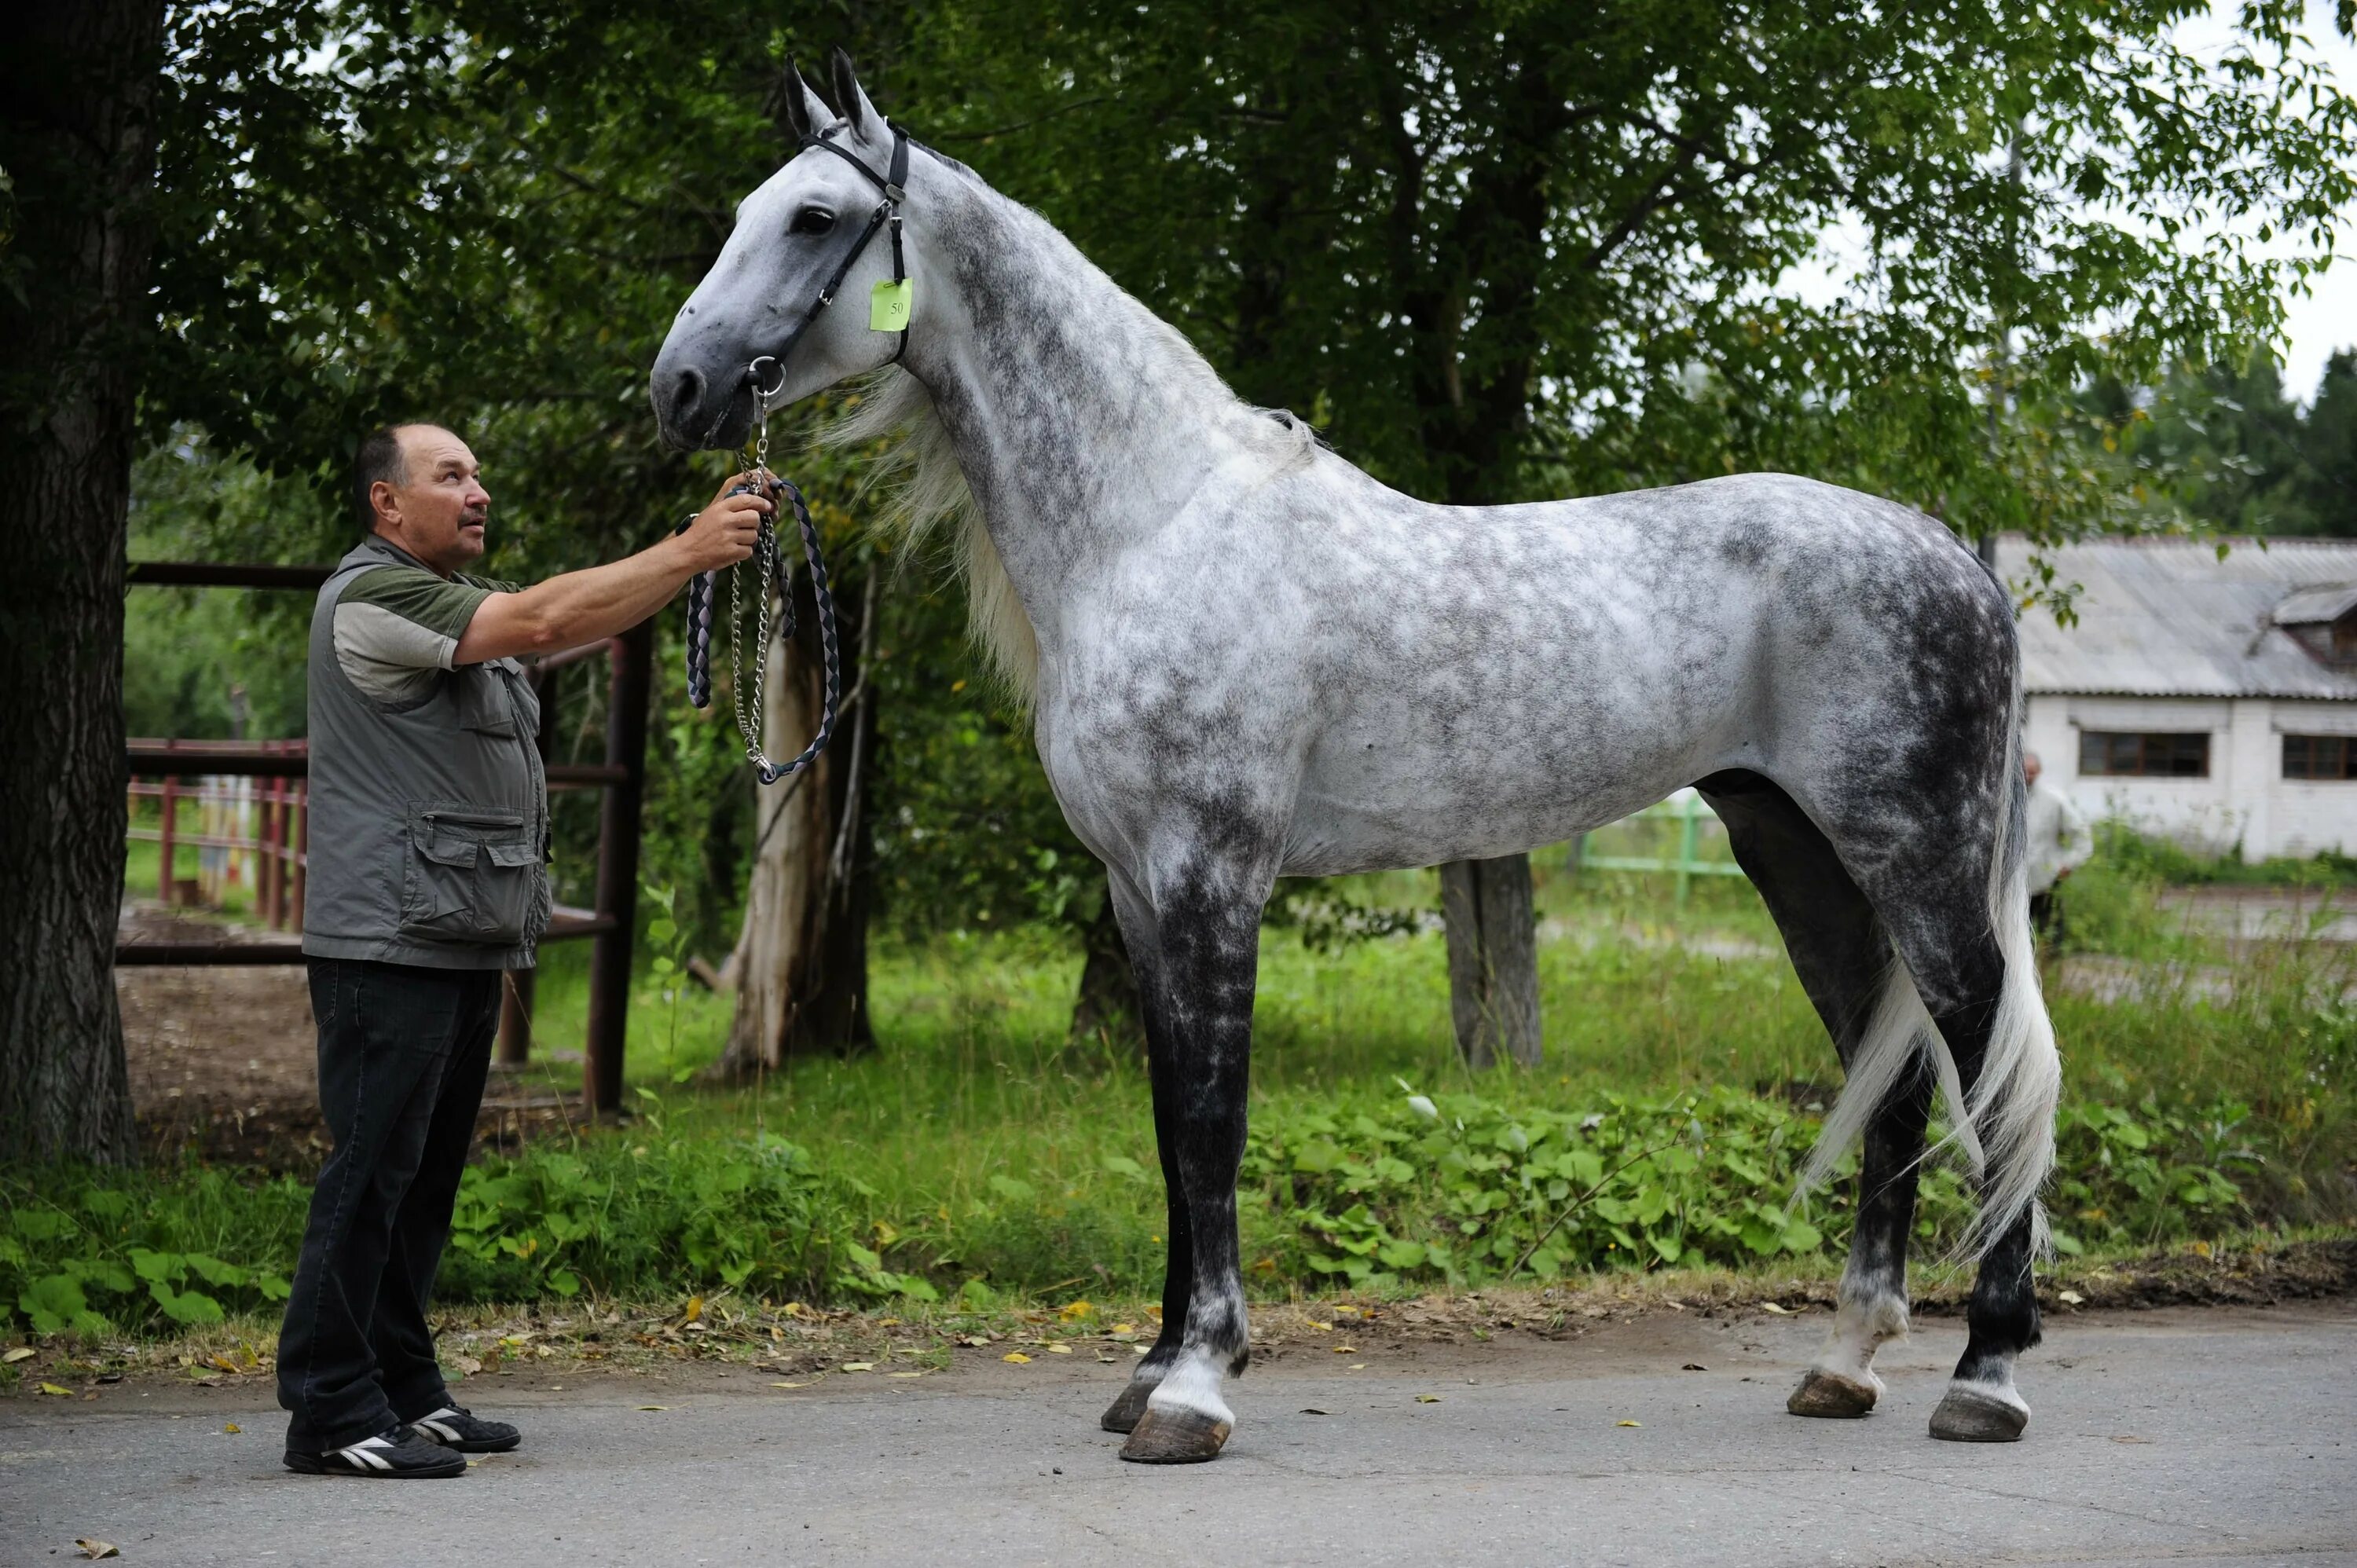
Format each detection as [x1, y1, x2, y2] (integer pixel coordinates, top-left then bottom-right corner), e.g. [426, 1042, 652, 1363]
[830, 47, 885, 143]
[781, 57, 832, 141]
[369, 479, 400, 533]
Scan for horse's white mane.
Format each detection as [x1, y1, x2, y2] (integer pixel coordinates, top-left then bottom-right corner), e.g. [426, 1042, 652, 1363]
[816, 368, 1317, 716]
[816, 366, 1042, 702]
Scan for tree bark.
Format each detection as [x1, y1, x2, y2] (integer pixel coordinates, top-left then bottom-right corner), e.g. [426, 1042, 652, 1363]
[1069, 875, 1143, 1055]
[0, 0, 165, 1163]
[713, 566, 874, 1074]
[1439, 855, 1543, 1069]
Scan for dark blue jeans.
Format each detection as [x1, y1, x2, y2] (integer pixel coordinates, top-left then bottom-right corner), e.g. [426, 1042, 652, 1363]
[277, 958, 501, 1453]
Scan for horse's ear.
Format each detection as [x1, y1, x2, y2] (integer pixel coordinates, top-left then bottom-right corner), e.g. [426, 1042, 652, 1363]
[830, 46, 885, 141]
[781, 57, 831, 141]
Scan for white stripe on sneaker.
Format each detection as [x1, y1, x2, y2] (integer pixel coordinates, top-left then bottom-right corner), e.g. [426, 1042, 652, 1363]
[335, 1434, 397, 1472]
[412, 1406, 462, 1443]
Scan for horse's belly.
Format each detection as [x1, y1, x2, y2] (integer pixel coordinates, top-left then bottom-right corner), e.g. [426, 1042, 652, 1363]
[1282, 711, 1736, 876]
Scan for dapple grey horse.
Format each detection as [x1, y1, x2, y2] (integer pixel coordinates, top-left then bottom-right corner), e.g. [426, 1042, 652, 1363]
[651, 51, 2062, 1464]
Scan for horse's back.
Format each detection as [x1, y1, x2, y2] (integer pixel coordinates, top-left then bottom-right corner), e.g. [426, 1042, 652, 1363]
[1264, 465, 2013, 873]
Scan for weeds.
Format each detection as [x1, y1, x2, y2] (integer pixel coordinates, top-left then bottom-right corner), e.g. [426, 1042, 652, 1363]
[10, 827, 2353, 1343]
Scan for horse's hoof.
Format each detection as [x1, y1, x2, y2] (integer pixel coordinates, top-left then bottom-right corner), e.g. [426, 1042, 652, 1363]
[1930, 1384, 2029, 1442]
[1787, 1368, 1880, 1418]
[1118, 1405, 1230, 1464]
[1101, 1379, 1155, 1434]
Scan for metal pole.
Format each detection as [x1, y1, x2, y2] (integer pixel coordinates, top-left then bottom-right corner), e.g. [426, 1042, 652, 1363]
[261, 747, 284, 929]
[158, 741, 177, 903]
[584, 621, 652, 1116]
[1676, 793, 1699, 912]
[290, 771, 306, 930]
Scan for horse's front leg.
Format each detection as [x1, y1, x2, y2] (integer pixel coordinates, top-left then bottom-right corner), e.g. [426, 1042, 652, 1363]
[1117, 876, 1259, 1464]
[1098, 872, 1193, 1435]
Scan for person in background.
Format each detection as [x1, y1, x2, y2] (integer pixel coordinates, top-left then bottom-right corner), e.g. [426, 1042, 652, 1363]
[2024, 749, 2094, 947]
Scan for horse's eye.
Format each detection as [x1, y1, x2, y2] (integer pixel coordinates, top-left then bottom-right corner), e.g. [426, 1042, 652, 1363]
[790, 207, 836, 236]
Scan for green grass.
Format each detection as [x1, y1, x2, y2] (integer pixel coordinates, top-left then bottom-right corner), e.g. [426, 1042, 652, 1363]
[15, 834, 2352, 1341]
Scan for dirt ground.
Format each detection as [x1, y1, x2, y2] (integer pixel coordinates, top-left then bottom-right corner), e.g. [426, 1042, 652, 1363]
[8, 1236, 2348, 1411]
[116, 901, 578, 1167]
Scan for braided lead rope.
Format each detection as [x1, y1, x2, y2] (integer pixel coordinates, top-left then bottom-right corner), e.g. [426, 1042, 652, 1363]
[675, 378, 841, 785]
[746, 477, 841, 786]
[681, 565, 716, 709]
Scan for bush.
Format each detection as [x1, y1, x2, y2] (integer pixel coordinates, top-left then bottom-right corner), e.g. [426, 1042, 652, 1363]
[1, 1167, 306, 1336]
[0, 1084, 2304, 1339]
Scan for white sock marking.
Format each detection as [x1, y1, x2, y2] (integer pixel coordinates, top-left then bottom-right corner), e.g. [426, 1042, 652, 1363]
[1143, 1350, 1233, 1430]
[1812, 1289, 1908, 1387]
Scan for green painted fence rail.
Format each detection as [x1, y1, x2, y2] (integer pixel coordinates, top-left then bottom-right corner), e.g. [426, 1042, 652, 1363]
[1574, 791, 1750, 909]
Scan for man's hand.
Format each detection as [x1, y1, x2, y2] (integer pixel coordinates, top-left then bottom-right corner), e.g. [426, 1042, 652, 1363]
[453, 471, 779, 665]
[672, 472, 773, 574]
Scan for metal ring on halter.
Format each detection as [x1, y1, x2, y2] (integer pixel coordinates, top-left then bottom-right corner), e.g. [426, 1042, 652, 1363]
[746, 354, 788, 404]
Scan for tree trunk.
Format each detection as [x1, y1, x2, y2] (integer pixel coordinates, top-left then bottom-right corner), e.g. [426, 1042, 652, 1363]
[0, 0, 165, 1163]
[1069, 875, 1143, 1054]
[1439, 855, 1543, 1068]
[713, 567, 874, 1074]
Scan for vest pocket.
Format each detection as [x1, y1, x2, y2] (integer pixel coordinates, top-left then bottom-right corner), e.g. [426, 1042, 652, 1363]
[400, 807, 543, 946]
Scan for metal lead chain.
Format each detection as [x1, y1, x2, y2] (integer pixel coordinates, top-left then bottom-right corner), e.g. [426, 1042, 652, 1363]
[677, 368, 841, 786]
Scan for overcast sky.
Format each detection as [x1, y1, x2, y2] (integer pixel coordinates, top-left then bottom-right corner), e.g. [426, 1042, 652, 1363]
[2189, 2, 2356, 402]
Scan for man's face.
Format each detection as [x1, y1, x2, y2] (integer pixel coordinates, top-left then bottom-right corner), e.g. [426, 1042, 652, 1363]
[373, 427, 491, 575]
[2024, 753, 2043, 789]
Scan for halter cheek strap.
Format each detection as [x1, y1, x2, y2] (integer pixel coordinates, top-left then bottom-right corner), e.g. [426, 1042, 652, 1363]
[784, 123, 913, 368]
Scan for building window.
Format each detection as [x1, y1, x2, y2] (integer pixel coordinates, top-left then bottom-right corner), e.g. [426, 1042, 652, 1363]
[2283, 735, 2357, 780]
[2078, 731, 2210, 778]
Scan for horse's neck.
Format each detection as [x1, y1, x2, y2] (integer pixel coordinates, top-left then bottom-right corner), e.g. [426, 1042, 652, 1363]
[907, 169, 1271, 626]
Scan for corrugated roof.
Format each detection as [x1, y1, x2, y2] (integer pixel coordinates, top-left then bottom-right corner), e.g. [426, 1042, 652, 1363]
[2268, 582, 2357, 625]
[1995, 535, 2357, 700]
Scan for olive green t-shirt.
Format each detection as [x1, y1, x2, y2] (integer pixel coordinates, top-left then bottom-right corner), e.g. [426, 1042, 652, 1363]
[330, 562, 519, 705]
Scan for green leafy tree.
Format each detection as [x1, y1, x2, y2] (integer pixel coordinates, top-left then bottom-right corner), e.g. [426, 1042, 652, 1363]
[896, 0, 2355, 1061]
[2296, 351, 2357, 533]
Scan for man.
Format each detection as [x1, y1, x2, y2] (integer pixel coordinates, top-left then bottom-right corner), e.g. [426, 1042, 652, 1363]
[279, 423, 764, 1478]
[2024, 749, 2094, 947]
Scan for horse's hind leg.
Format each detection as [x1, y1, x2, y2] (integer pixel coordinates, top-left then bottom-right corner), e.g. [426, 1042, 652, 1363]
[1096, 867, 1193, 1434]
[1865, 854, 2055, 1442]
[1699, 771, 1928, 1418]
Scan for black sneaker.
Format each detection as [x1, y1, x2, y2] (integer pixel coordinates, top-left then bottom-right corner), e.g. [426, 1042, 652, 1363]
[284, 1425, 467, 1478]
[408, 1404, 521, 1453]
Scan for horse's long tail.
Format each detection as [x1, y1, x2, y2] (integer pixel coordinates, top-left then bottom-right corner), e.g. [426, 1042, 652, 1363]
[1799, 676, 2062, 1259]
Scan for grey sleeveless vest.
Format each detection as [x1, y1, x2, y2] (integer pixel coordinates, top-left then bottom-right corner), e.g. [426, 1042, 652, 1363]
[300, 537, 550, 970]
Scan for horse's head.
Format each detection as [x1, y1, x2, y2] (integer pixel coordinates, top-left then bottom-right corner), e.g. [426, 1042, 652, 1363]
[651, 50, 915, 450]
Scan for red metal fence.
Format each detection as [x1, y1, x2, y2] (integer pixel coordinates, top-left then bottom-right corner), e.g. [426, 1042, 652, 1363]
[119, 561, 652, 1114]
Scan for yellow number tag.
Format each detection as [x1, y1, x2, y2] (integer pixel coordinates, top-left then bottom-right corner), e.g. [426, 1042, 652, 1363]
[869, 278, 913, 332]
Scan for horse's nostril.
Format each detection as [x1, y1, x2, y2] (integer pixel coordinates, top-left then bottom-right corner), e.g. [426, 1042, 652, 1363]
[671, 367, 706, 423]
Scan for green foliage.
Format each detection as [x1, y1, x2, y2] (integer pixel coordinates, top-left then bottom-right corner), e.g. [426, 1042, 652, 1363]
[1244, 1087, 1846, 1288]
[437, 1112, 934, 1306]
[0, 1168, 303, 1339]
[2075, 353, 2357, 540]
[2090, 819, 2357, 891]
[122, 0, 2357, 971]
[2049, 1099, 2260, 1255]
[936, 0, 2355, 540]
[3, 1073, 2296, 1336]
[866, 576, 1094, 940]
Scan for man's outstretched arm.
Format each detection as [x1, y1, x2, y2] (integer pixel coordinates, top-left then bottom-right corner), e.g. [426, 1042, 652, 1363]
[453, 474, 770, 664]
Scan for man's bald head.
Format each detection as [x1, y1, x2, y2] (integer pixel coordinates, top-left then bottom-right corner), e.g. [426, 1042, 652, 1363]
[352, 423, 492, 577]
[352, 423, 459, 533]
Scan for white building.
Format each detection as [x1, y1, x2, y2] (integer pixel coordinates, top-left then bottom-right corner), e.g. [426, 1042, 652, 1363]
[2002, 535, 2357, 863]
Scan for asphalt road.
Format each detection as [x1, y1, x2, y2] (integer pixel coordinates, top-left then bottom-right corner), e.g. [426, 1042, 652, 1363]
[3, 1302, 2351, 1567]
